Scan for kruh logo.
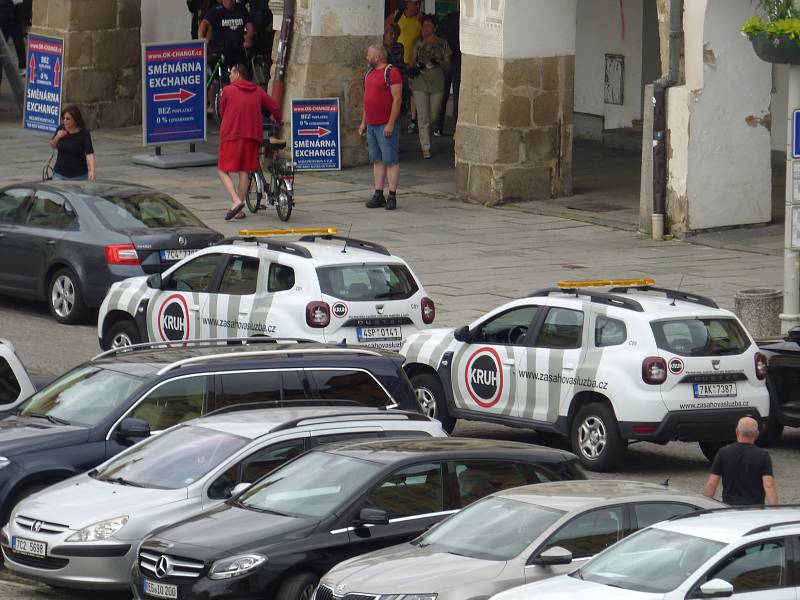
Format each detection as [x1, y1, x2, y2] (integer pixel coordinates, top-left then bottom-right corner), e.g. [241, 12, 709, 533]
[464, 347, 504, 408]
[332, 302, 348, 318]
[668, 357, 684, 375]
[157, 294, 190, 343]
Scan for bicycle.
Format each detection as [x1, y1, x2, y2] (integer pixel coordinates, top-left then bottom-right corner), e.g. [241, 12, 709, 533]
[246, 125, 295, 221]
[205, 50, 227, 126]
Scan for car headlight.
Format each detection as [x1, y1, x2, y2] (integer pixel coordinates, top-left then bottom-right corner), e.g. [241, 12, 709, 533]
[209, 554, 267, 580]
[66, 516, 129, 542]
[0, 457, 11, 470]
[380, 596, 438, 600]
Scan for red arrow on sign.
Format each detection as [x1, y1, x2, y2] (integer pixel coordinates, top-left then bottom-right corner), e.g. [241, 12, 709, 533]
[53, 58, 61, 87]
[29, 55, 35, 81]
[298, 127, 331, 137]
[153, 89, 196, 103]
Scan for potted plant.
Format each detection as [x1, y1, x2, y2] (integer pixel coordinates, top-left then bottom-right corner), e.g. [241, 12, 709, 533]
[742, 0, 800, 64]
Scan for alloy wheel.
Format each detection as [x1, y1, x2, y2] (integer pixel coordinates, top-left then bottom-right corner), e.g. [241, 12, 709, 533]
[415, 386, 437, 419]
[51, 275, 75, 318]
[577, 415, 607, 459]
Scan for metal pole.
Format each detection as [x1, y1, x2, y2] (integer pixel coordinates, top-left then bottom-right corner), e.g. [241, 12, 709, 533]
[781, 65, 800, 333]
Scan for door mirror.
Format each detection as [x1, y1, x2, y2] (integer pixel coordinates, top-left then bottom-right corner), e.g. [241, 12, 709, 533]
[453, 325, 471, 343]
[529, 546, 573, 566]
[356, 507, 389, 527]
[146, 273, 163, 289]
[227, 482, 251, 498]
[116, 417, 151, 441]
[697, 579, 734, 598]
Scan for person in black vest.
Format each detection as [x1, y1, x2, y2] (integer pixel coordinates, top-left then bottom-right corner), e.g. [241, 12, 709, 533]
[48, 105, 96, 181]
[198, 0, 253, 72]
[703, 416, 778, 505]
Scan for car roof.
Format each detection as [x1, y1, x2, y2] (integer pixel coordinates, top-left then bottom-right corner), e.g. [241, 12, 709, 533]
[324, 437, 576, 464]
[655, 507, 800, 544]
[241, 238, 406, 265]
[541, 290, 734, 320]
[34, 180, 150, 196]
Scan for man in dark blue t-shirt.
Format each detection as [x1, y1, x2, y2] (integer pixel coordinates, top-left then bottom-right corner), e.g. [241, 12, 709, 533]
[198, 0, 253, 69]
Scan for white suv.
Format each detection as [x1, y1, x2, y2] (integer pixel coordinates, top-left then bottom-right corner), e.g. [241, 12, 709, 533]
[401, 281, 769, 470]
[97, 231, 435, 351]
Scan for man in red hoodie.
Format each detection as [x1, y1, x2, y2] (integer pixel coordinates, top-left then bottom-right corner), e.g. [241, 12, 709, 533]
[219, 63, 282, 220]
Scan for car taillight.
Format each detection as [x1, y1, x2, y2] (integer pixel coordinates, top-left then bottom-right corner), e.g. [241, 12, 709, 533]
[421, 297, 435, 325]
[306, 301, 330, 328]
[755, 352, 768, 380]
[105, 244, 140, 266]
[642, 357, 667, 385]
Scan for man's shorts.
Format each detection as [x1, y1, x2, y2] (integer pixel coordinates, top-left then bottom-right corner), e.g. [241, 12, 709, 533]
[367, 123, 400, 166]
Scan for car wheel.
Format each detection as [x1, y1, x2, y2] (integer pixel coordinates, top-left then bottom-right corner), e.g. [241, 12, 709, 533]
[104, 320, 141, 350]
[698, 441, 725, 463]
[411, 373, 455, 433]
[48, 268, 88, 324]
[276, 572, 318, 600]
[570, 402, 627, 472]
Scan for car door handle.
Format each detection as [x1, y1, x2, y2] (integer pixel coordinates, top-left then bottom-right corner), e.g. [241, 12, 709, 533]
[563, 363, 576, 370]
[189, 305, 200, 311]
[46, 239, 56, 246]
[503, 359, 516, 366]
[0, 232, 5, 238]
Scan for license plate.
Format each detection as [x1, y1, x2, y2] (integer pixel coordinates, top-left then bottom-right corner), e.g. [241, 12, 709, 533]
[12, 536, 46, 558]
[144, 579, 178, 600]
[693, 383, 738, 398]
[160, 249, 196, 262]
[357, 326, 401, 341]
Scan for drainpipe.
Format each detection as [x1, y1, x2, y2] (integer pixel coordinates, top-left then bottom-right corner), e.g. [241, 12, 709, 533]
[652, 0, 684, 240]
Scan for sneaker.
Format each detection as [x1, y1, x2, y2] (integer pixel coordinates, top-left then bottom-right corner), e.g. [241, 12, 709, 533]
[433, 129, 441, 137]
[407, 122, 417, 134]
[366, 192, 386, 208]
[422, 150, 432, 159]
[386, 195, 397, 211]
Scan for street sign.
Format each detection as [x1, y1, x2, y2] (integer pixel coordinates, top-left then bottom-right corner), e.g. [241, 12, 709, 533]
[291, 98, 341, 171]
[23, 34, 64, 133]
[142, 41, 206, 146]
[794, 109, 800, 159]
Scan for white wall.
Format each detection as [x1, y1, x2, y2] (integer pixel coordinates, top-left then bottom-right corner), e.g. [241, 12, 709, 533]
[141, 0, 189, 44]
[310, 0, 383, 37]
[772, 64, 789, 152]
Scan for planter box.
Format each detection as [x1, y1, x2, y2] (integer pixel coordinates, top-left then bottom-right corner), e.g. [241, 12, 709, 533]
[752, 32, 800, 65]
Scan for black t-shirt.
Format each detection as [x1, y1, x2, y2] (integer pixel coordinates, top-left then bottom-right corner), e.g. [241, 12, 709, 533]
[204, 3, 250, 49]
[711, 442, 773, 505]
[53, 126, 94, 178]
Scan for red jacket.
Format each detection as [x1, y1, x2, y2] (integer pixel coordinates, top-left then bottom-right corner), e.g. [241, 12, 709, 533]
[219, 80, 282, 142]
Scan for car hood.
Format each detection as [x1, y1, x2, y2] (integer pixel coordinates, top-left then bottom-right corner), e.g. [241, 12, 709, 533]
[326, 543, 507, 594]
[400, 328, 455, 359]
[16, 475, 188, 534]
[0, 416, 90, 457]
[492, 575, 663, 600]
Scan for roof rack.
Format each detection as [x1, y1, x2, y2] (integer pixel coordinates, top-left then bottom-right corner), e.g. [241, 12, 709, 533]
[203, 399, 366, 417]
[92, 336, 310, 362]
[528, 288, 644, 312]
[607, 285, 719, 309]
[668, 504, 800, 525]
[269, 410, 428, 433]
[212, 237, 313, 259]
[297, 234, 390, 256]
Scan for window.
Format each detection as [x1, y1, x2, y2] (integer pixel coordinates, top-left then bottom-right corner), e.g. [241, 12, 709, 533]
[595, 316, 627, 347]
[0, 188, 29, 223]
[308, 369, 391, 407]
[218, 256, 260, 295]
[90, 191, 206, 229]
[0, 357, 20, 405]
[215, 371, 283, 411]
[474, 306, 538, 346]
[633, 502, 697, 530]
[25, 191, 76, 229]
[310, 432, 382, 447]
[164, 253, 223, 292]
[542, 506, 624, 559]
[706, 541, 786, 593]
[316, 264, 419, 301]
[268, 263, 295, 292]
[651, 318, 750, 357]
[282, 370, 308, 400]
[454, 460, 530, 507]
[130, 375, 209, 431]
[535, 307, 584, 349]
[363, 462, 443, 519]
[240, 440, 305, 484]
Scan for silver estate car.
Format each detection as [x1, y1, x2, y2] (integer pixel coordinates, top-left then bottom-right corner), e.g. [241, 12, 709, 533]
[1, 407, 446, 590]
[317, 480, 723, 600]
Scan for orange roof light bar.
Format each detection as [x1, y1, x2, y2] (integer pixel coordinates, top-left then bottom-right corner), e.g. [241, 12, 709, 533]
[557, 278, 655, 289]
[239, 227, 337, 236]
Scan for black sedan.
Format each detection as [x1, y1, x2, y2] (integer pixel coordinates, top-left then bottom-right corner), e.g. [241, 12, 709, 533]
[0, 181, 221, 324]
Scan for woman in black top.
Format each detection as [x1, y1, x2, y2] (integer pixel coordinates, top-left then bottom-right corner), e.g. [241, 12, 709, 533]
[49, 105, 96, 181]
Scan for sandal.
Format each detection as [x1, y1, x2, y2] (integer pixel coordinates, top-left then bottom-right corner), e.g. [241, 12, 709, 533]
[234, 211, 246, 219]
[224, 202, 245, 221]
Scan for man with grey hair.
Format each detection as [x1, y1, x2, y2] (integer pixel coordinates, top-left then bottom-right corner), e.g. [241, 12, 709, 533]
[703, 416, 778, 505]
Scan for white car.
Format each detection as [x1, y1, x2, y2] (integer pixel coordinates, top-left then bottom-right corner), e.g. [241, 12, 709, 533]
[490, 506, 800, 600]
[401, 280, 769, 470]
[97, 229, 435, 351]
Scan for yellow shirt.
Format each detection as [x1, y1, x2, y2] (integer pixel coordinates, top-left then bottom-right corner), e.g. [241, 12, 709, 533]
[396, 12, 422, 64]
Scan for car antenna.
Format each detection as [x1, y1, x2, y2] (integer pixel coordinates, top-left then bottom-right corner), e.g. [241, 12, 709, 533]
[671, 275, 685, 306]
[661, 478, 670, 487]
[341, 224, 353, 253]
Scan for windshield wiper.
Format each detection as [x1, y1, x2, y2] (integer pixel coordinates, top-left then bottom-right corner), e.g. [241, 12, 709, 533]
[26, 412, 71, 426]
[102, 476, 145, 488]
[240, 504, 293, 517]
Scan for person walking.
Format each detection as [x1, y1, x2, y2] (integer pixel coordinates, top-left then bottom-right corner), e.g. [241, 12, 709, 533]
[217, 63, 281, 221]
[703, 416, 779, 506]
[410, 13, 450, 159]
[359, 44, 403, 211]
[48, 105, 96, 181]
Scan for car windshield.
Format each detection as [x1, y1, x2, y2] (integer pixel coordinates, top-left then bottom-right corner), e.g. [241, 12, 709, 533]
[17, 366, 145, 427]
[93, 425, 248, 489]
[90, 191, 206, 229]
[316, 264, 419, 301]
[651, 318, 750, 357]
[415, 496, 564, 561]
[575, 527, 724, 593]
[238, 452, 383, 518]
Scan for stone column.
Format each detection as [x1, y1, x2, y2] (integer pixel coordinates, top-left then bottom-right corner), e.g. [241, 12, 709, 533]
[32, 0, 141, 129]
[455, 0, 577, 204]
[281, 0, 383, 167]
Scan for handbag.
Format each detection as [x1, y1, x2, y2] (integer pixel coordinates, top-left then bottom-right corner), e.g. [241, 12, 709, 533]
[42, 152, 55, 181]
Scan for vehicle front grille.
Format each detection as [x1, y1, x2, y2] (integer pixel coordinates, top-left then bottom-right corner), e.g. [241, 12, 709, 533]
[315, 586, 333, 600]
[139, 549, 204, 579]
[2, 546, 69, 570]
[318, 586, 379, 600]
[343, 317, 414, 327]
[679, 373, 747, 384]
[14, 515, 69, 535]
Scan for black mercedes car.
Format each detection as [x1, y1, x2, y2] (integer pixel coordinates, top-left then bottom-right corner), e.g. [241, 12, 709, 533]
[132, 438, 585, 600]
[0, 181, 221, 324]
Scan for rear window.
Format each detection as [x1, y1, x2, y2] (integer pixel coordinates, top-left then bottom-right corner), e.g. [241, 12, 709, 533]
[90, 191, 206, 229]
[651, 318, 750, 356]
[316, 264, 419, 301]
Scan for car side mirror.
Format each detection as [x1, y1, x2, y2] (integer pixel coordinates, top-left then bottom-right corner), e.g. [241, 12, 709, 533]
[696, 579, 734, 598]
[453, 325, 471, 343]
[116, 417, 151, 442]
[355, 507, 389, 527]
[226, 482, 251, 498]
[529, 546, 573, 566]
[146, 273, 164, 289]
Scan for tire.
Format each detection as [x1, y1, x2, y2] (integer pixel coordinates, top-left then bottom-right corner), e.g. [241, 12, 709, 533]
[104, 320, 141, 350]
[276, 179, 293, 222]
[276, 572, 318, 600]
[758, 379, 784, 447]
[411, 372, 455, 433]
[246, 171, 265, 213]
[570, 402, 627, 472]
[699, 441, 725, 463]
[213, 87, 223, 126]
[48, 268, 88, 325]
[3, 483, 49, 525]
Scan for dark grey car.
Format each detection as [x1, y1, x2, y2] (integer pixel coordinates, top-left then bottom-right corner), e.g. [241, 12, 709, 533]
[0, 181, 222, 324]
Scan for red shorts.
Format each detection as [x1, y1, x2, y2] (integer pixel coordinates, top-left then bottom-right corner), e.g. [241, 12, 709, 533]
[218, 139, 260, 172]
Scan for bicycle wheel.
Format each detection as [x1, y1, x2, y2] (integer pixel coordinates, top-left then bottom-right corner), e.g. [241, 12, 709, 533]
[213, 87, 223, 126]
[275, 178, 293, 222]
[247, 171, 266, 213]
